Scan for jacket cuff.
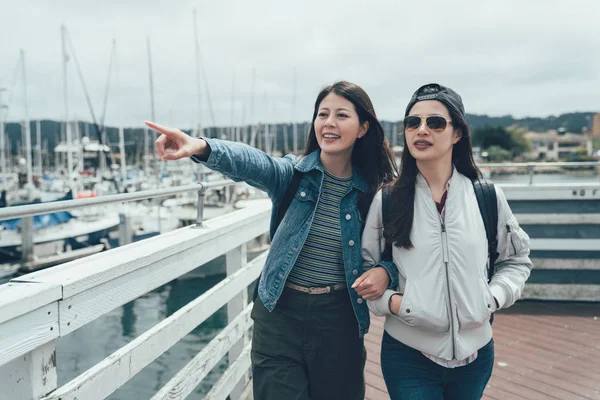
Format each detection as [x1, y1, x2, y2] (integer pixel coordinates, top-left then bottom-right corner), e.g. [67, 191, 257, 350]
[489, 283, 508, 310]
[369, 289, 397, 315]
[373, 260, 398, 289]
[190, 137, 216, 165]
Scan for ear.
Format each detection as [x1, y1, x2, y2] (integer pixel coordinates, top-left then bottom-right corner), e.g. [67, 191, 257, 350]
[358, 121, 369, 139]
[452, 128, 462, 145]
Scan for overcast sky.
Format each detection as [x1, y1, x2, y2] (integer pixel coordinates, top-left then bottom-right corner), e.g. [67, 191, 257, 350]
[1, 0, 599, 128]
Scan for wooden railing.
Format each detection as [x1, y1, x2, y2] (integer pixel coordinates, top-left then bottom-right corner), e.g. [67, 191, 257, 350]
[0, 199, 271, 400]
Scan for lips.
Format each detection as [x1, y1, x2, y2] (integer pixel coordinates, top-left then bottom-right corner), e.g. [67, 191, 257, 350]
[414, 140, 432, 146]
[323, 133, 341, 139]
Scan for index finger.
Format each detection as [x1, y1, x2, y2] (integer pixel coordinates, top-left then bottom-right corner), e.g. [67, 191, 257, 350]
[145, 121, 181, 137]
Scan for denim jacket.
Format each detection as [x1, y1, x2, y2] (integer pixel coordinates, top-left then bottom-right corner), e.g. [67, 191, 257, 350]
[191, 137, 397, 337]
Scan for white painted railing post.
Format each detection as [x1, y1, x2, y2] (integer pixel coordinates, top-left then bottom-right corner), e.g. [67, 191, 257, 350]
[0, 340, 57, 399]
[225, 243, 249, 400]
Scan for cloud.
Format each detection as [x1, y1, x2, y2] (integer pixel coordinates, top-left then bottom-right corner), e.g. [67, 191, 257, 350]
[1, 0, 599, 127]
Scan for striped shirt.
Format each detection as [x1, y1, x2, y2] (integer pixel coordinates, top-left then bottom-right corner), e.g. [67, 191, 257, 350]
[286, 171, 352, 287]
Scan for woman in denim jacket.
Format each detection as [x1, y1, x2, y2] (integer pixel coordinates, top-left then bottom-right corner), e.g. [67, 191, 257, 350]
[146, 81, 397, 400]
[362, 83, 532, 400]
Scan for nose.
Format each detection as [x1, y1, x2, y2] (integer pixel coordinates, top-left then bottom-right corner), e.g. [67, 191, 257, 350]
[416, 119, 429, 135]
[324, 114, 336, 127]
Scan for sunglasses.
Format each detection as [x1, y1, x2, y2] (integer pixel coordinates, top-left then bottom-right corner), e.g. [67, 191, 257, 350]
[403, 115, 452, 133]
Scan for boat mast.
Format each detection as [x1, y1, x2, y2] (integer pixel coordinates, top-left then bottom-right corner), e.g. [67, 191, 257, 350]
[292, 69, 298, 154]
[20, 50, 33, 194]
[114, 40, 126, 188]
[61, 25, 74, 192]
[146, 36, 155, 176]
[0, 80, 6, 172]
[193, 9, 202, 138]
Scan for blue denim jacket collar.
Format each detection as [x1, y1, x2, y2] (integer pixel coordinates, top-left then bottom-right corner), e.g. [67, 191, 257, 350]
[295, 149, 369, 193]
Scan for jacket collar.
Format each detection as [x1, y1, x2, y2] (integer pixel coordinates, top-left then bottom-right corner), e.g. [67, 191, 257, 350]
[416, 165, 458, 189]
[295, 150, 370, 193]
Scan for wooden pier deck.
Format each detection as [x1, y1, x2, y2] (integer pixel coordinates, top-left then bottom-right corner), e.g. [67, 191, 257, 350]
[364, 301, 600, 400]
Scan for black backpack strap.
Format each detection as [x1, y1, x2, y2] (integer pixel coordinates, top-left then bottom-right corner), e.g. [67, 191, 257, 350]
[381, 186, 393, 262]
[273, 169, 303, 234]
[472, 179, 499, 281]
[253, 169, 303, 302]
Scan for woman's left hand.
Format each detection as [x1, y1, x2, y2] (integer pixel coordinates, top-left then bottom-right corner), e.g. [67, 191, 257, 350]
[351, 267, 390, 300]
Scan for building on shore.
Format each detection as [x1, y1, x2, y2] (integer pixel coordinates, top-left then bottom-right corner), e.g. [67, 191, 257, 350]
[524, 129, 593, 161]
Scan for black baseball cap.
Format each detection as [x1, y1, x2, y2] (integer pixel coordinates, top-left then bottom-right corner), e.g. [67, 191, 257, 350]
[404, 83, 466, 121]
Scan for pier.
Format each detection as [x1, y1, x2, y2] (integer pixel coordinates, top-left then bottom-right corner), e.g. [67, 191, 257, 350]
[0, 177, 599, 399]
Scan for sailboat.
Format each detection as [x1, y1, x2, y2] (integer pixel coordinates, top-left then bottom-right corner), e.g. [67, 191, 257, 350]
[0, 31, 121, 277]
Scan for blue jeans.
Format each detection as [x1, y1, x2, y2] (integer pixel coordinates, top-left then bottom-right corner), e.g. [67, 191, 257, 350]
[380, 331, 494, 400]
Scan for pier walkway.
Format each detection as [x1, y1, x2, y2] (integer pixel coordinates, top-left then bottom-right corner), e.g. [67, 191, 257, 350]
[365, 302, 600, 400]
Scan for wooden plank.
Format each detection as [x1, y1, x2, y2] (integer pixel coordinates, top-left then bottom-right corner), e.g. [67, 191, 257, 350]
[42, 254, 265, 400]
[365, 370, 386, 393]
[523, 283, 600, 301]
[530, 238, 600, 251]
[484, 383, 528, 400]
[204, 344, 251, 400]
[17, 203, 271, 299]
[493, 367, 587, 400]
[0, 282, 62, 325]
[493, 351, 600, 398]
[365, 384, 388, 400]
[516, 213, 600, 224]
[0, 302, 58, 367]
[56, 224, 269, 336]
[152, 304, 253, 400]
[531, 258, 600, 270]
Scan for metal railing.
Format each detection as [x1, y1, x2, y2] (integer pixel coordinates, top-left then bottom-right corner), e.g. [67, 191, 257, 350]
[0, 180, 237, 268]
[0, 180, 234, 222]
[479, 161, 600, 185]
[479, 161, 600, 168]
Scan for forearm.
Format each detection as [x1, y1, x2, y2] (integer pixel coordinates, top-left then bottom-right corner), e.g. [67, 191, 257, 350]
[190, 137, 295, 199]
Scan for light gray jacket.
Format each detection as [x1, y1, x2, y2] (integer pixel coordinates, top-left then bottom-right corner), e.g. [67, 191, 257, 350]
[362, 169, 532, 360]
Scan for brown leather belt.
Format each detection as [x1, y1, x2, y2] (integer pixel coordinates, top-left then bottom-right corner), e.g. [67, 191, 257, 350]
[285, 282, 347, 295]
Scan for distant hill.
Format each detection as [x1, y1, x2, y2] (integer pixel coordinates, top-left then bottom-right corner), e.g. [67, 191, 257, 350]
[465, 112, 595, 133]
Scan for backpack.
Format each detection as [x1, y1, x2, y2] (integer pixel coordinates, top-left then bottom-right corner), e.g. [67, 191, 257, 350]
[381, 179, 499, 322]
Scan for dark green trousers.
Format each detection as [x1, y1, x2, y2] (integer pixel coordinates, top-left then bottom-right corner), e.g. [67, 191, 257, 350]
[251, 287, 366, 400]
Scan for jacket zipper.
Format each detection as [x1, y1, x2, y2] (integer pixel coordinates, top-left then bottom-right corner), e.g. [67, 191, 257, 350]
[439, 214, 456, 360]
[506, 223, 517, 254]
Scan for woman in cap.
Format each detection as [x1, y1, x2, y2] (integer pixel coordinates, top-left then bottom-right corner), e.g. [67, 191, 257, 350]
[361, 83, 532, 399]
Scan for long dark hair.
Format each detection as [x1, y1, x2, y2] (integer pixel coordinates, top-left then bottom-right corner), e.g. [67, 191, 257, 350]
[383, 104, 481, 249]
[304, 81, 397, 217]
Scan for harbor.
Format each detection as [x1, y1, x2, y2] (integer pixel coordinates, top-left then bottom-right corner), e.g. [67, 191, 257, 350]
[1, 2, 600, 397]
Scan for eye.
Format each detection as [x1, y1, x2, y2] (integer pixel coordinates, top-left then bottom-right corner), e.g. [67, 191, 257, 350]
[318, 112, 328, 117]
[337, 113, 349, 118]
